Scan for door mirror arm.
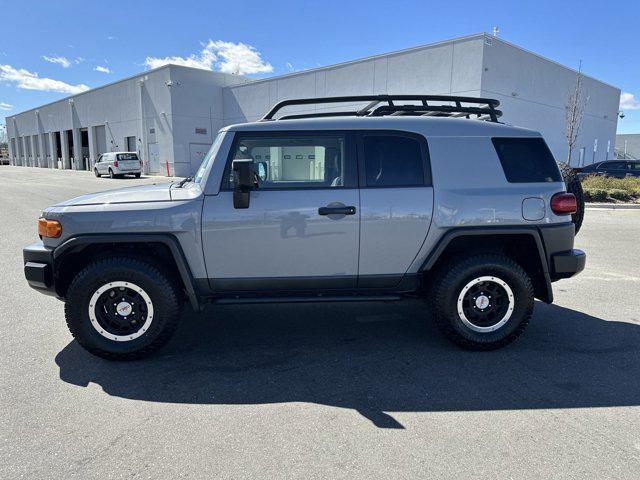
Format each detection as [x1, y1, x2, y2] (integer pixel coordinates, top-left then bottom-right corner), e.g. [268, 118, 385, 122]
[232, 159, 255, 209]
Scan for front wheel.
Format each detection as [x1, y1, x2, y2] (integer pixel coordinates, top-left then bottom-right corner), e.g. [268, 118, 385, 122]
[430, 253, 534, 350]
[65, 257, 183, 360]
[94, 168, 100, 177]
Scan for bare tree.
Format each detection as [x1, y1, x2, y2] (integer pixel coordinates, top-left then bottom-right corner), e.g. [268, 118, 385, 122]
[0, 124, 7, 145]
[565, 62, 588, 167]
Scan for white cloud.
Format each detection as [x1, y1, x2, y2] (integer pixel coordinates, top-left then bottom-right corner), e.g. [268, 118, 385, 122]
[0, 64, 89, 94]
[620, 92, 640, 110]
[145, 40, 273, 75]
[0, 102, 12, 111]
[42, 55, 71, 68]
[94, 65, 112, 74]
[74, 57, 85, 64]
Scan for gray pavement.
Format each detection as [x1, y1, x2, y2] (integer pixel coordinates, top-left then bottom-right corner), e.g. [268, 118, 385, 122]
[1, 166, 640, 479]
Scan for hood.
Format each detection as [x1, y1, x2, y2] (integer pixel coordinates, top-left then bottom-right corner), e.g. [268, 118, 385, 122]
[53, 182, 175, 207]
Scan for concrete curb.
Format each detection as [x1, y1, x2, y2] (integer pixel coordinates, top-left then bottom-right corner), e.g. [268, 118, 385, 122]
[586, 203, 640, 210]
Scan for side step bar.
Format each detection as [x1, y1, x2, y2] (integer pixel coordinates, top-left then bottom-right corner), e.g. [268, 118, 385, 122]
[213, 295, 402, 305]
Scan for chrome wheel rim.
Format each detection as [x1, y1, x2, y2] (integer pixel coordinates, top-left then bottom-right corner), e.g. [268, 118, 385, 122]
[88, 281, 154, 341]
[457, 276, 514, 333]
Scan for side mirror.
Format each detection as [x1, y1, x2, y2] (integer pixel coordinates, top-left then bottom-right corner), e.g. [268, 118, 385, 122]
[232, 159, 254, 209]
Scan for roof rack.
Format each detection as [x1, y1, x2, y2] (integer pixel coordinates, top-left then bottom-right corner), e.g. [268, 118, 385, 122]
[261, 94, 502, 122]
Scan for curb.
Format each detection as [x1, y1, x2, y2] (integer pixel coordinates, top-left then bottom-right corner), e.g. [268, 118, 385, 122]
[586, 203, 640, 210]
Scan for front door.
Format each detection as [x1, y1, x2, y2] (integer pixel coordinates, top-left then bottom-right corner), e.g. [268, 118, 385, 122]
[202, 131, 359, 291]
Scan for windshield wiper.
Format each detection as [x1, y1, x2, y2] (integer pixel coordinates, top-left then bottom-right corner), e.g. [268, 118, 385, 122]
[176, 176, 193, 188]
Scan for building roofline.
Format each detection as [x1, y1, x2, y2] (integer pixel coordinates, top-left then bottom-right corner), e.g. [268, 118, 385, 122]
[8, 32, 619, 120]
[226, 33, 489, 89]
[487, 35, 619, 91]
[8, 64, 245, 119]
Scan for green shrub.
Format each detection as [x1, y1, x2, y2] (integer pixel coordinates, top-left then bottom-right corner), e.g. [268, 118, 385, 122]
[581, 174, 640, 195]
[609, 189, 631, 201]
[583, 188, 608, 202]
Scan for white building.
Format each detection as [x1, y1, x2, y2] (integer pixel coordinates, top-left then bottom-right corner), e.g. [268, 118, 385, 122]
[5, 33, 621, 177]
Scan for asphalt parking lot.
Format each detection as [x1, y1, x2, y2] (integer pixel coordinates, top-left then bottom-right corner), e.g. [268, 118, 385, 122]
[1, 166, 640, 479]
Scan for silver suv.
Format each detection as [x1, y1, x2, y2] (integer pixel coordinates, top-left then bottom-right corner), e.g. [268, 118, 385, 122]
[23, 95, 585, 360]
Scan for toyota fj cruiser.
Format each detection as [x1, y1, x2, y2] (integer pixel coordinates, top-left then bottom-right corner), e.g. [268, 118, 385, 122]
[23, 95, 586, 360]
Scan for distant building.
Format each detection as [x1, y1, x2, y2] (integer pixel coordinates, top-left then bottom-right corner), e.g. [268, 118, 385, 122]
[5, 33, 621, 177]
[615, 134, 640, 159]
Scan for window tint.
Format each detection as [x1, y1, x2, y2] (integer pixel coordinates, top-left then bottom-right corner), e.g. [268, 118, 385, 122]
[363, 135, 425, 187]
[630, 163, 640, 171]
[604, 161, 626, 170]
[117, 153, 139, 161]
[492, 137, 561, 183]
[226, 134, 347, 189]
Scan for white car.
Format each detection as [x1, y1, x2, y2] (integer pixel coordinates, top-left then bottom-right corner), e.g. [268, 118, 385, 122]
[94, 152, 142, 178]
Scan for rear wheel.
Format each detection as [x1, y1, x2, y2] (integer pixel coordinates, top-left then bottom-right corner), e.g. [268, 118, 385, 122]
[557, 161, 584, 235]
[109, 168, 115, 179]
[431, 253, 534, 350]
[134, 172, 141, 178]
[65, 257, 183, 360]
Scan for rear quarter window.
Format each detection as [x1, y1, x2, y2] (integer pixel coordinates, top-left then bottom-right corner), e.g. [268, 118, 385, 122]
[492, 137, 561, 183]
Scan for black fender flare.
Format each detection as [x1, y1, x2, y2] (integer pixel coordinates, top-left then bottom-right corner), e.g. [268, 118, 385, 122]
[53, 234, 202, 311]
[419, 226, 553, 303]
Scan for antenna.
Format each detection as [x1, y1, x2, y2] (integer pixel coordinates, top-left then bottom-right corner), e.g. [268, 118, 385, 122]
[493, 26, 499, 37]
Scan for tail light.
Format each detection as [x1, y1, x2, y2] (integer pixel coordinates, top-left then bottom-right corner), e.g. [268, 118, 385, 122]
[113, 159, 119, 167]
[551, 192, 577, 215]
[38, 218, 62, 238]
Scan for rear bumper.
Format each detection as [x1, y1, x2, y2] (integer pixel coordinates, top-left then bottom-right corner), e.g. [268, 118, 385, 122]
[23, 241, 57, 297]
[538, 223, 586, 281]
[551, 249, 586, 279]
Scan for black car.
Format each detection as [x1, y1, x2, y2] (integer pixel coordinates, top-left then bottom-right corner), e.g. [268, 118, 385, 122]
[577, 160, 640, 179]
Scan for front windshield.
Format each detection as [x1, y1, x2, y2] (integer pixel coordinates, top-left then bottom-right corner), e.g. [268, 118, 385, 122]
[194, 131, 226, 184]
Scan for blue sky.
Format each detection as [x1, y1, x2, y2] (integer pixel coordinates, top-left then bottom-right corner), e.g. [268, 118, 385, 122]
[1, 0, 639, 132]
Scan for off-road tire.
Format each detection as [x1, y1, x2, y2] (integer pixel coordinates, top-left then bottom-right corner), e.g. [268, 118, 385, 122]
[431, 253, 534, 350]
[557, 161, 584, 235]
[65, 257, 183, 360]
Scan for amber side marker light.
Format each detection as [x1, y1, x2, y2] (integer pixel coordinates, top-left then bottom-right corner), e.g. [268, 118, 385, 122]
[38, 218, 62, 238]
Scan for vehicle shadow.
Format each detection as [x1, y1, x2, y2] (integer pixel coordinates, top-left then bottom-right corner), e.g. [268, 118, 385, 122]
[55, 301, 640, 429]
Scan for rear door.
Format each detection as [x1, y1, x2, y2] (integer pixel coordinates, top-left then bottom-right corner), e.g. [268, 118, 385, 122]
[117, 153, 140, 171]
[202, 131, 360, 291]
[356, 131, 434, 288]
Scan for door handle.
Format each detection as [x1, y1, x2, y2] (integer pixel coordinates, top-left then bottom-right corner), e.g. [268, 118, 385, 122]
[318, 206, 357, 215]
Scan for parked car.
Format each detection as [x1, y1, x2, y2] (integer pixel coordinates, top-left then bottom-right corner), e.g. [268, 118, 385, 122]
[23, 95, 585, 360]
[577, 160, 640, 179]
[94, 152, 142, 178]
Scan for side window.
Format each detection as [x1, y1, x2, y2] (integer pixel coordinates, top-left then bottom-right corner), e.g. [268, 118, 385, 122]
[606, 162, 626, 170]
[492, 137, 562, 183]
[225, 133, 350, 190]
[96, 155, 102, 163]
[362, 134, 427, 187]
[629, 163, 640, 171]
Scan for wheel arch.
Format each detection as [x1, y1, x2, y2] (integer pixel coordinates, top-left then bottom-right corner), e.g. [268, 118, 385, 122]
[420, 227, 553, 303]
[53, 234, 202, 311]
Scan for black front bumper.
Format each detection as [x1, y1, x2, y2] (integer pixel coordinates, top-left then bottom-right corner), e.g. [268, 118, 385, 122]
[23, 241, 57, 297]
